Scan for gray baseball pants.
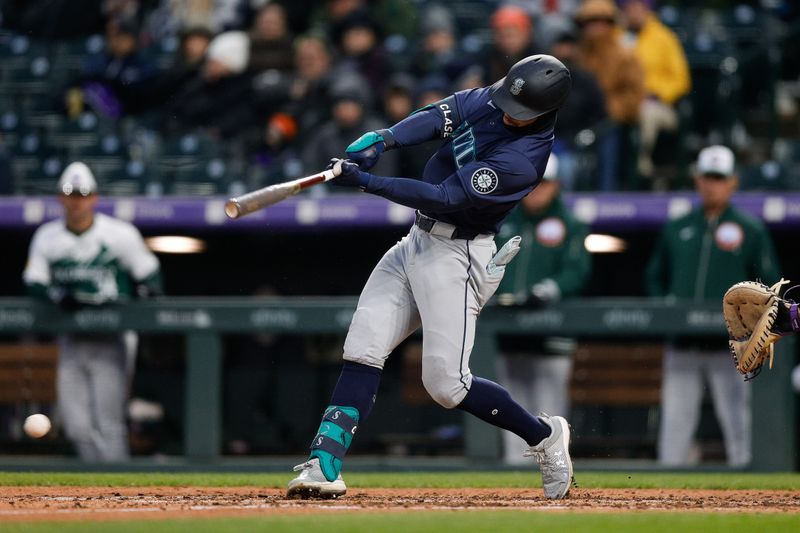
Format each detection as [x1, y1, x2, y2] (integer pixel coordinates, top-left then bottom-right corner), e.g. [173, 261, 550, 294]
[343, 225, 502, 408]
[657, 345, 751, 467]
[57, 335, 130, 462]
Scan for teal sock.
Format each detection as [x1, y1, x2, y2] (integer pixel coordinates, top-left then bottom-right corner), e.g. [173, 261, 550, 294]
[309, 405, 360, 482]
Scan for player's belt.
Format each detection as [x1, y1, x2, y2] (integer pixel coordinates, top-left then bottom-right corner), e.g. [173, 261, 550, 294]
[414, 212, 485, 240]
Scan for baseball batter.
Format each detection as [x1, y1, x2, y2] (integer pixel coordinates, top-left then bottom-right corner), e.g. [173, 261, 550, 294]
[23, 162, 161, 462]
[288, 55, 574, 499]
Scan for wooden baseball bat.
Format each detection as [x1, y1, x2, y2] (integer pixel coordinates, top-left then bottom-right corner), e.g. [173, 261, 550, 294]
[224, 164, 342, 219]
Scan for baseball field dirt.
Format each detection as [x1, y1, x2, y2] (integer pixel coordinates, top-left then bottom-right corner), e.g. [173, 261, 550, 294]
[0, 486, 798, 522]
[0, 472, 798, 531]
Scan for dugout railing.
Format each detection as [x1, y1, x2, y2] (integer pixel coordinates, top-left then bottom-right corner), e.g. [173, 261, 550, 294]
[0, 297, 794, 471]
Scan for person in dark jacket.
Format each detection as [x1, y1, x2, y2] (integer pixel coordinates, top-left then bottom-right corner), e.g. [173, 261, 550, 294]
[166, 31, 257, 139]
[330, 9, 390, 96]
[248, 2, 294, 74]
[300, 72, 398, 190]
[550, 29, 607, 190]
[127, 26, 213, 117]
[74, 16, 158, 119]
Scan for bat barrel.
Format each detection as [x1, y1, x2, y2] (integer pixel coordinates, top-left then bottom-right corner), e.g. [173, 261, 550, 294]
[224, 165, 341, 220]
[224, 199, 243, 219]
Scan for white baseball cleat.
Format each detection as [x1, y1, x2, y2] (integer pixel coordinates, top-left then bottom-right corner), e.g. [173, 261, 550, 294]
[286, 458, 347, 499]
[524, 414, 574, 499]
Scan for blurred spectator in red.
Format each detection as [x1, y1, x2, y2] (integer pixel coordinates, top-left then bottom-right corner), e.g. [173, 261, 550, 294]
[411, 4, 475, 82]
[485, 5, 540, 83]
[330, 9, 390, 95]
[288, 34, 335, 135]
[166, 31, 257, 138]
[620, 0, 691, 182]
[575, 0, 644, 190]
[301, 72, 397, 190]
[249, 112, 302, 186]
[550, 29, 607, 190]
[248, 2, 294, 74]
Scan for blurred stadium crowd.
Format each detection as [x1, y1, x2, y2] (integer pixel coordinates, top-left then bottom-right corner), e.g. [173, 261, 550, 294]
[0, 0, 798, 197]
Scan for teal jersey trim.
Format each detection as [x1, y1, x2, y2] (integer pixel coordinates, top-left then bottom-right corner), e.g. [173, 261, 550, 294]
[409, 103, 435, 116]
[451, 121, 476, 169]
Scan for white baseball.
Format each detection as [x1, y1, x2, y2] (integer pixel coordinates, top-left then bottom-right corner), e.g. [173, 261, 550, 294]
[23, 414, 51, 439]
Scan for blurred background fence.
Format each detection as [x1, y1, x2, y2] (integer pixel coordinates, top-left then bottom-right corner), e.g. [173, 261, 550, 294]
[0, 297, 794, 471]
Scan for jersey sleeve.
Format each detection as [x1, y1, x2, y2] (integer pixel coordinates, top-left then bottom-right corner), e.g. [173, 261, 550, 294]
[364, 149, 541, 212]
[387, 88, 485, 147]
[22, 226, 51, 287]
[114, 223, 160, 281]
[453, 149, 541, 207]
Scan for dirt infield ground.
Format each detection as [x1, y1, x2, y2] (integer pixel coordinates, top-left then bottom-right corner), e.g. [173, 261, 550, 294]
[0, 487, 798, 522]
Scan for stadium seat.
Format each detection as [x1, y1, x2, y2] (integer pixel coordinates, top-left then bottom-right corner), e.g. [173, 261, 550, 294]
[72, 132, 126, 158]
[720, 4, 767, 44]
[14, 154, 65, 194]
[166, 156, 229, 196]
[0, 110, 25, 144]
[49, 111, 101, 152]
[739, 161, 788, 191]
[1, 54, 53, 95]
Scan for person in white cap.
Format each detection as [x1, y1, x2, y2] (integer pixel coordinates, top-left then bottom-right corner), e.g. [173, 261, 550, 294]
[494, 154, 592, 464]
[166, 30, 253, 137]
[645, 145, 781, 467]
[22, 162, 162, 462]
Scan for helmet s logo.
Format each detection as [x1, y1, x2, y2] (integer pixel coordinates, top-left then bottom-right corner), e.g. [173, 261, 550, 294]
[510, 78, 525, 95]
[471, 168, 499, 195]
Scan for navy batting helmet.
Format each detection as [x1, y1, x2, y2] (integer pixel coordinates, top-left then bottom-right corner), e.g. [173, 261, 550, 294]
[490, 55, 571, 120]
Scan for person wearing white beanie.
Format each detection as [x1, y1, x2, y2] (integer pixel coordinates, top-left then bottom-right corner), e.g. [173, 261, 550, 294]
[205, 31, 250, 80]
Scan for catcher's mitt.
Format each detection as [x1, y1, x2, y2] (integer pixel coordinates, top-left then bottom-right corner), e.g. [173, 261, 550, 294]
[723, 279, 799, 380]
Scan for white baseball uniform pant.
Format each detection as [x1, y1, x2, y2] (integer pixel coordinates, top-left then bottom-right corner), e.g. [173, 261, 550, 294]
[343, 225, 502, 408]
[657, 345, 751, 467]
[57, 335, 130, 462]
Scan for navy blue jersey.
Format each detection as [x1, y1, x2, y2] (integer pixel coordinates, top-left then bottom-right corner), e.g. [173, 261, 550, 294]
[363, 86, 555, 235]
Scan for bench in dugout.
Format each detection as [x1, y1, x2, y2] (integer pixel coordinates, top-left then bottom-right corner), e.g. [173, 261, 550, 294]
[0, 343, 58, 447]
[569, 342, 663, 459]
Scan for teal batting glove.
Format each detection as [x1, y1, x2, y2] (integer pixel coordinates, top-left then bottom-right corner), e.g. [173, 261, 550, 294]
[345, 129, 395, 170]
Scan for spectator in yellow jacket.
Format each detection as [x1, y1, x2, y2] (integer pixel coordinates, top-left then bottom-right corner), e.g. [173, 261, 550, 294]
[621, 0, 691, 181]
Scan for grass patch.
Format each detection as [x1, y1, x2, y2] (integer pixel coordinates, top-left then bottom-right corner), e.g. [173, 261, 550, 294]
[2, 511, 799, 533]
[0, 471, 798, 490]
